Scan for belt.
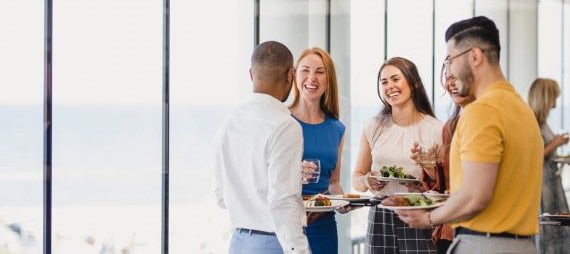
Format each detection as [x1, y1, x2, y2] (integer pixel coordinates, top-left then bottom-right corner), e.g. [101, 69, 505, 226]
[236, 228, 276, 236]
[455, 227, 532, 240]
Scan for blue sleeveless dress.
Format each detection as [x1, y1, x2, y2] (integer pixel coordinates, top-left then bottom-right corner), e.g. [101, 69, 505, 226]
[294, 115, 345, 254]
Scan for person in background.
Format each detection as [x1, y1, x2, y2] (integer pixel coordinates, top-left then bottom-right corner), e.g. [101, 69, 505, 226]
[213, 41, 310, 254]
[410, 70, 475, 253]
[289, 47, 348, 254]
[527, 78, 570, 254]
[396, 16, 543, 254]
[352, 57, 442, 253]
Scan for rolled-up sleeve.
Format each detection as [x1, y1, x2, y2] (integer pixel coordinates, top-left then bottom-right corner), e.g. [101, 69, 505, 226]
[267, 120, 310, 253]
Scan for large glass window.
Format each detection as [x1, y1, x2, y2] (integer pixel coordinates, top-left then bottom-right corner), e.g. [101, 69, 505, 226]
[562, 0, 570, 201]
[387, 0, 434, 104]
[0, 1, 43, 253]
[170, 0, 252, 252]
[260, 0, 327, 58]
[475, 0, 509, 76]
[564, 0, 570, 131]
[539, 0, 563, 129]
[349, 0, 385, 242]
[52, 1, 162, 252]
[4, 1, 570, 253]
[433, 0, 473, 120]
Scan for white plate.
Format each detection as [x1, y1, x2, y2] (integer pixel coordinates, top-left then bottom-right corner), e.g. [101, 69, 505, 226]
[553, 157, 570, 164]
[394, 192, 449, 198]
[377, 202, 443, 210]
[369, 176, 420, 182]
[304, 200, 350, 212]
[540, 213, 570, 220]
[325, 194, 374, 201]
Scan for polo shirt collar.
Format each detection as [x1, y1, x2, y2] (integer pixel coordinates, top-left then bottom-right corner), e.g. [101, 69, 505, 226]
[478, 80, 514, 99]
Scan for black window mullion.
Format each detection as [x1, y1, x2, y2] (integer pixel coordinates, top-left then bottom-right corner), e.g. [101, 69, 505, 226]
[254, 0, 260, 47]
[162, 0, 170, 253]
[43, 0, 53, 253]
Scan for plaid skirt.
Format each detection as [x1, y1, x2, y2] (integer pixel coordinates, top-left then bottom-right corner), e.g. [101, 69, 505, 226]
[366, 207, 436, 254]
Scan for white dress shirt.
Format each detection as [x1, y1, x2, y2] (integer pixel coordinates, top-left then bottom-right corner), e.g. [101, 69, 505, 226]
[213, 93, 310, 253]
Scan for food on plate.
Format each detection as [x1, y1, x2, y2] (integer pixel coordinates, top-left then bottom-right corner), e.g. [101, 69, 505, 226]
[379, 165, 415, 179]
[406, 195, 434, 206]
[381, 195, 434, 207]
[425, 195, 448, 203]
[382, 196, 411, 206]
[343, 193, 361, 198]
[305, 194, 332, 207]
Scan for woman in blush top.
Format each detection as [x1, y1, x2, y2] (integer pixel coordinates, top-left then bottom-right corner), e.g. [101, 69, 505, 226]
[352, 57, 442, 254]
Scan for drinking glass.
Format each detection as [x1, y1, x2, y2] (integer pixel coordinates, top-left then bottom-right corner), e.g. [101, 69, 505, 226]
[557, 130, 570, 157]
[415, 143, 438, 180]
[417, 146, 437, 169]
[301, 159, 321, 184]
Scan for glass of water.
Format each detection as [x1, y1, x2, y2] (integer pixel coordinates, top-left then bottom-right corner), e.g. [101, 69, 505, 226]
[301, 159, 321, 184]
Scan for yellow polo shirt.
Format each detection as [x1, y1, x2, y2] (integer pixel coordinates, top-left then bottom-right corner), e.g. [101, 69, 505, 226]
[449, 80, 543, 235]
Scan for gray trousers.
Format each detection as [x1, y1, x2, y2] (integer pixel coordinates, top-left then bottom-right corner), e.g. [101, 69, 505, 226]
[446, 234, 536, 254]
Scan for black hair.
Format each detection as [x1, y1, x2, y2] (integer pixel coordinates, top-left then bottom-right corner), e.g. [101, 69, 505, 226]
[251, 41, 293, 83]
[445, 16, 501, 64]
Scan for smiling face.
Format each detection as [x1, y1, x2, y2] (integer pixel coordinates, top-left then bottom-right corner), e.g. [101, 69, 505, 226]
[295, 54, 327, 102]
[446, 40, 475, 97]
[379, 65, 412, 107]
[444, 73, 475, 107]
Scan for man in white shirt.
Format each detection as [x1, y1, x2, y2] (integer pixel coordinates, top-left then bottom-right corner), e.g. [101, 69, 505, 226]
[213, 41, 310, 254]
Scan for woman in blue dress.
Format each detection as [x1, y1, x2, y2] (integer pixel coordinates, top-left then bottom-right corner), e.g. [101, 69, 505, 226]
[289, 47, 348, 254]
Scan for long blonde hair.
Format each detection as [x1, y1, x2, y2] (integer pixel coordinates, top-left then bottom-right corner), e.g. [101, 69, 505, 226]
[289, 47, 340, 119]
[528, 78, 560, 126]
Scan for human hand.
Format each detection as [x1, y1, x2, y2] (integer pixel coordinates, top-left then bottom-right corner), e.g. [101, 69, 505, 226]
[411, 142, 438, 179]
[395, 209, 432, 228]
[410, 142, 421, 162]
[553, 133, 570, 147]
[306, 212, 324, 224]
[336, 205, 360, 214]
[365, 171, 387, 191]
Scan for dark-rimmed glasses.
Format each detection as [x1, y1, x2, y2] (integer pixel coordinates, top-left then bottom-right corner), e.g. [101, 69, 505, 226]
[440, 48, 473, 86]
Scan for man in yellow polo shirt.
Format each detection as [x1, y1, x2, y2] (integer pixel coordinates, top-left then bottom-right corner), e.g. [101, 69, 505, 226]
[396, 16, 543, 253]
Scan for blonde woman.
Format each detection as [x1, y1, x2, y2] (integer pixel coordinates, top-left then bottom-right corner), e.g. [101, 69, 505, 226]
[528, 78, 570, 254]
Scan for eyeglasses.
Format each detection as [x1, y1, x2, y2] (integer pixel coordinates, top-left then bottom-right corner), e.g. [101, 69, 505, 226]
[440, 48, 472, 86]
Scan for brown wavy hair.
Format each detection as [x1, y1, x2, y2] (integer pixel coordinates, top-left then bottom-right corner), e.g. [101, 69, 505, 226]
[376, 57, 435, 120]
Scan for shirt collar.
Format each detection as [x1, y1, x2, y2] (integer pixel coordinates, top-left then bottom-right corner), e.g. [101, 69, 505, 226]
[250, 92, 288, 112]
[478, 80, 514, 99]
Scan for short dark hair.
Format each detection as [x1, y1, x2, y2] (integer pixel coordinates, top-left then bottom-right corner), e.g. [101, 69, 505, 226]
[445, 16, 501, 64]
[251, 41, 293, 84]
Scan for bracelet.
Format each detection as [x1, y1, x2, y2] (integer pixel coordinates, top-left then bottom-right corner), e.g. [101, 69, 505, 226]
[427, 212, 436, 227]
